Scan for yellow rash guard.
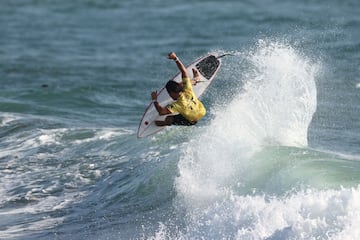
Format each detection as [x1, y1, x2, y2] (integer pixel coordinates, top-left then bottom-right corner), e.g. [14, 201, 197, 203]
[167, 77, 206, 122]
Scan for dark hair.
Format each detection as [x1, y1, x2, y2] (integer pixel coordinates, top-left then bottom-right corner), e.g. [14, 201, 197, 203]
[166, 80, 182, 93]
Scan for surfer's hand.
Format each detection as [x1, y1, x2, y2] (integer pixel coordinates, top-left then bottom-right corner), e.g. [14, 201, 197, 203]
[168, 52, 177, 60]
[151, 91, 157, 101]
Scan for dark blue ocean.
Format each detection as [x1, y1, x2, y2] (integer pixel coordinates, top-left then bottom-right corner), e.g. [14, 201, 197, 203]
[1, 0, 360, 239]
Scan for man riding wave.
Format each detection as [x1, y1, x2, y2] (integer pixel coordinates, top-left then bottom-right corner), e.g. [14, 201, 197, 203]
[151, 52, 206, 126]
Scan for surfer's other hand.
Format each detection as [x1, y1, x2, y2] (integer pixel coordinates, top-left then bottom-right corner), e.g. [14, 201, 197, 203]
[168, 52, 177, 60]
[151, 91, 157, 101]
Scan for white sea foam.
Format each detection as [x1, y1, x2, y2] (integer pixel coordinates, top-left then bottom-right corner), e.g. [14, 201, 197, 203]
[145, 186, 360, 239]
[174, 187, 360, 239]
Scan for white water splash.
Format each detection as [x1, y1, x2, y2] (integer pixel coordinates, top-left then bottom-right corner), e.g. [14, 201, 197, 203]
[170, 40, 360, 240]
[176, 39, 320, 203]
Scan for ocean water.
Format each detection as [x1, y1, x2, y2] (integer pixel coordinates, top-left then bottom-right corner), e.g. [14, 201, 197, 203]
[1, 0, 360, 239]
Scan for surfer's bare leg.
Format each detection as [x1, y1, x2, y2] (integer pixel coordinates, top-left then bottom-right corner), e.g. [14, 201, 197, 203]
[192, 68, 200, 78]
[192, 68, 201, 85]
[155, 116, 174, 126]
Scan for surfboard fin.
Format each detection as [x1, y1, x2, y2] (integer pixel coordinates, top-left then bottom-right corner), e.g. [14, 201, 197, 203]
[216, 53, 236, 59]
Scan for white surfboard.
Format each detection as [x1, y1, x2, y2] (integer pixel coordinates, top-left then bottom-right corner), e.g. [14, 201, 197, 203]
[137, 53, 223, 138]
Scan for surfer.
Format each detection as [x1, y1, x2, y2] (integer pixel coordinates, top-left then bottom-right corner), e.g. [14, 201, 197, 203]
[151, 52, 206, 126]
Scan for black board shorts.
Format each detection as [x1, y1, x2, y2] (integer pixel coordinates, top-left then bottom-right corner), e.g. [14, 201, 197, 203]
[173, 114, 197, 126]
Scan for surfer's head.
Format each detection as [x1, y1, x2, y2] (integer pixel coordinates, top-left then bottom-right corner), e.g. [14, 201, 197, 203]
[166, 80, 182, 100]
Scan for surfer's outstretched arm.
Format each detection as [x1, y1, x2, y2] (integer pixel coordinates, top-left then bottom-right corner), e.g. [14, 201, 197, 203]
[151, 91, 171, 115]
[168, 52, 189, 79]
